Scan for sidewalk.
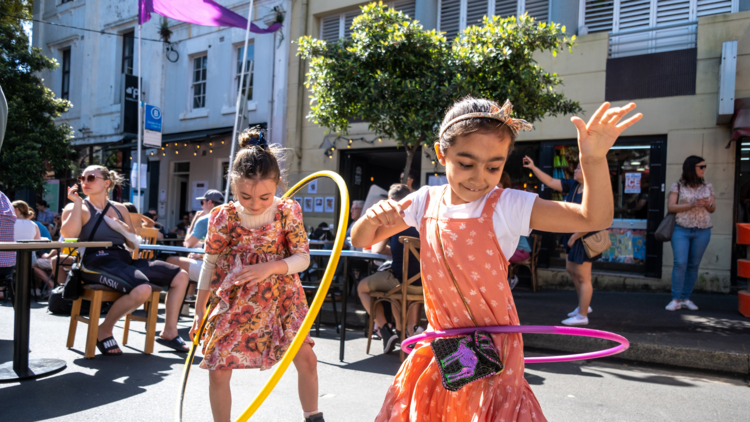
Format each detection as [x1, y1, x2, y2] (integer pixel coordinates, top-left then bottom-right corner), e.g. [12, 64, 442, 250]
[514, 290, 750, 375]
[322, 289, 750, 375]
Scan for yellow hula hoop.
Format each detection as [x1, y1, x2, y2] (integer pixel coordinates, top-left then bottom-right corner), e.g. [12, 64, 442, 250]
[175, 171, 350, 422]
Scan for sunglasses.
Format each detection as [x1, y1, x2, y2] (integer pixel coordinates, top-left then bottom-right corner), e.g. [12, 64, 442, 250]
[696, 165, 707, 170]
[78, 175, 104, 183]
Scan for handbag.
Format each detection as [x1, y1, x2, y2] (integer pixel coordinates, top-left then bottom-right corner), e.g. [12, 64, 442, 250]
[655, 183, 680, 242]
[581, 230, 612, 258]
[430, 188, 504, 392]
[61, 201, 112, 301]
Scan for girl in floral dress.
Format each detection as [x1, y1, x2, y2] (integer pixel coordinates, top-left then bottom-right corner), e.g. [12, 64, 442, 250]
[190, 128, 324, 422]
[352, 97, 642, 421]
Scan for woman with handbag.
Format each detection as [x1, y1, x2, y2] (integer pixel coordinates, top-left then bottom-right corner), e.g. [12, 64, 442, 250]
[525, 158, 609, 325]
[665, 156, 715, 311]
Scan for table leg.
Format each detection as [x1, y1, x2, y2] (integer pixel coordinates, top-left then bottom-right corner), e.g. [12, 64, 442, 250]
[0, 250, 66, 382]
[339, 257, 348, 362]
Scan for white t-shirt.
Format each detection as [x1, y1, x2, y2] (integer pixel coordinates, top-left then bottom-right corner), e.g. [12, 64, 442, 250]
[14, 219, 38, 241]
[402, 186, 537, 259]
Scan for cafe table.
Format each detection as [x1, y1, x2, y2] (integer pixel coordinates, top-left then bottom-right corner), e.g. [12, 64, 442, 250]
[0, 241, 111, 382]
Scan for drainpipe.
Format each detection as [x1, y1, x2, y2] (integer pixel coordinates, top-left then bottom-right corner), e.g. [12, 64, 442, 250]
[295, 0, 309, 171]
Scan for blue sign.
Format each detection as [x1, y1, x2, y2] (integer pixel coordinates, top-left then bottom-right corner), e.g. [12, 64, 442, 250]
[144, 104, 162, 132]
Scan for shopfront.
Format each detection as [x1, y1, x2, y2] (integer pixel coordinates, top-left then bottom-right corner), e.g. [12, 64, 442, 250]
[534, 136, 667, 278]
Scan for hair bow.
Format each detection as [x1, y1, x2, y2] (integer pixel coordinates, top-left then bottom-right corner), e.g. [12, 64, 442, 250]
[248, 127, 268, 149]
[439, 100, 533, 140]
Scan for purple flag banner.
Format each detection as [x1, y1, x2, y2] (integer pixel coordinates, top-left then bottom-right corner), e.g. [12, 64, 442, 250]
[139, 0, 282, 33]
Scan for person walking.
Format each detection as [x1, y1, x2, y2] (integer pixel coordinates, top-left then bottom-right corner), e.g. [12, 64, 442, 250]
[665, 156, 715, 311]
[524, 157, 597, 325]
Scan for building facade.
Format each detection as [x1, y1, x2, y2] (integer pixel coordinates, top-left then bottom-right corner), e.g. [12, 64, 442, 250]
[285, 0, 750, 293]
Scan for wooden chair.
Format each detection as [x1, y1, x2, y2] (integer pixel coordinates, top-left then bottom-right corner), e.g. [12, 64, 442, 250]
[508, 234, 542, 292]
[137, 227, 159, 260]
[66, 283, 162, 358]
[129, 213, 144, 237]
[366, 236, 425, 361]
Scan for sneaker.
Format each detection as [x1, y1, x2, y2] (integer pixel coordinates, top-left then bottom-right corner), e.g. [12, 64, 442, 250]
[665, 300, 682, 311]
[304, 412, 325, 422]
[567, 306, 593, 317]
[34, 288, 42, 297]
[561, 314, 589, 326]
[366, 325, 381, 340]
[413, 325, 425, 336]
[380, 323, 399, 354]
[509, 275, 519, 290]
[681, 300, 699, 311]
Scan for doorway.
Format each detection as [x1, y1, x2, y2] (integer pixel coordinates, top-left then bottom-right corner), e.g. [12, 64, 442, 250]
[170, 161, 191, 229]
[732, 136, 750, 289]
[340, 147, 421, 202]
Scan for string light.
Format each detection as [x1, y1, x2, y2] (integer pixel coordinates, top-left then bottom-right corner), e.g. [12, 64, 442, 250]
[209, 142, 213, 146]
[196, 145, 200, 149]
[210, 149, 213, 153]
[176, 151, 179, 155]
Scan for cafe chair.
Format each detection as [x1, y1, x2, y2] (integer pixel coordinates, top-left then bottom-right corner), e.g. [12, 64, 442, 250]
[136, 227, 159, 260]
[129, 213, 144, 237]
[366, 236, 424, 362]
[508, 234, 542, 292]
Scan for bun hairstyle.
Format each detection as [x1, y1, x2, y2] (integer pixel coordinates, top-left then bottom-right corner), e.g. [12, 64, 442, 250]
[438, 96, 517, 155]
[231, 126, 287, 195]
[12, 200, 35, 219]
[85, 165, 125, 193]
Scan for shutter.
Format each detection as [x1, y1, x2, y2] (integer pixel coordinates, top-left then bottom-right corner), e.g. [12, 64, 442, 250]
[655, 0, 691, 26]
[320, 15, 341, 43]
[618, 0, 652, 31]
[494, 0, 517, 18]
[524, 0, 549, 22]
[583, 0, 615, 33]
[440, 0, 462, 41]
[696, 0, 733, 17]
[391, 0, 416, 18]
[466, 0, 490, 26]
[343, 10, 362, 39]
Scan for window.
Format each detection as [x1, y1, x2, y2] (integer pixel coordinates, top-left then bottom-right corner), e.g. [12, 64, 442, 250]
[191, 55, 207, 109]
[235, 45, 254, 102]
[122, 31, 134, 75]
[438, 0, 549, 41]
[320, 1, 416, 43]
[61, 49, 71, 100]
[579, 0, 739, 58]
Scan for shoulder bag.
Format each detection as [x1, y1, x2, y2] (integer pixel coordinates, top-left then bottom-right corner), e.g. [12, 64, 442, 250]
[655, 183, 680, 242]
[581, 230, 612, 258]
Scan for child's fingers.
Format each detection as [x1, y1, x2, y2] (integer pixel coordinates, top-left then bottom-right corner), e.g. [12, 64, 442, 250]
[377, 202, 397, 226]
[570, 116, 587, 137]
[607, 103, 636, 124]
[365, 208, 382, 226]
[615, 113, 643, 130]
[395, 199, 412, 216]
[588, 102, 610, 127]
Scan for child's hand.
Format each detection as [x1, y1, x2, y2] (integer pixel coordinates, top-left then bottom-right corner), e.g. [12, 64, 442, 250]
[572, 102, 642, 160]
[364, 198, 412, 228]
[234, 262, 278, 286]
[189, 311, 204, 342]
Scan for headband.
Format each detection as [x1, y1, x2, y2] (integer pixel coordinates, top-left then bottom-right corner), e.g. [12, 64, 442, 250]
[438, 100, 533, 140]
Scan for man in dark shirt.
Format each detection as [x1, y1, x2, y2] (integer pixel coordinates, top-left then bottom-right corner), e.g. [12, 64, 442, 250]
[357, 184, 422, 354]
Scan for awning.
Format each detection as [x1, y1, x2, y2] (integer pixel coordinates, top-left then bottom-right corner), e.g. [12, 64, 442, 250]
[162, 127, 233, 143]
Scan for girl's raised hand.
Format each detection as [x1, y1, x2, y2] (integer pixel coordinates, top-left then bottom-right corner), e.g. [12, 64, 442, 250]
[364, 198, 412, 228]
[572, 102, 642, 160]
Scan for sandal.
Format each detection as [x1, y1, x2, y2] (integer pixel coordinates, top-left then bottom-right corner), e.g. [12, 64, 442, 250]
[96, 336, 123, 356]
[156, 335, 190, 353]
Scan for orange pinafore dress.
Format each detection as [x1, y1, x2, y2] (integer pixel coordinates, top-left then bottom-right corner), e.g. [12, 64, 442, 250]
[376, 186, 546, 422]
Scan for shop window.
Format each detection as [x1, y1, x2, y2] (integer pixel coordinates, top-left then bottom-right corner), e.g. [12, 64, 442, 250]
[439, 0, 549, 41]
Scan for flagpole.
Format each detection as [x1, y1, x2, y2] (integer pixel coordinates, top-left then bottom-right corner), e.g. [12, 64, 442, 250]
[225, 0, 255, 202]
[137, 23, 143, 213]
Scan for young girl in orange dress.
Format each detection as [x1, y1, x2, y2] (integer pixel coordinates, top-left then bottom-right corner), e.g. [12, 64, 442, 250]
[190, 128, 325, 422]
[352, 97, 641, 421]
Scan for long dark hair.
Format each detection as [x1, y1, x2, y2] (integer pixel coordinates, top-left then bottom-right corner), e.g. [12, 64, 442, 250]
[680, 155, 705, 188]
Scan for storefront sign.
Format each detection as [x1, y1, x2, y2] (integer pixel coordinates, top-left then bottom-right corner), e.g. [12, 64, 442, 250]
[43, 180, 59, 214]
[122, 74, 140, 135]
[625, 172, 641, 193]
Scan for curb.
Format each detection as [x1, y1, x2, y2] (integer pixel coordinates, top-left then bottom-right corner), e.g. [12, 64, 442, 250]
[522, 332, 750, 375]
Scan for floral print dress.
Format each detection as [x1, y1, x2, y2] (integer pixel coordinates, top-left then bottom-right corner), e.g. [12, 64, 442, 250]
[200, 199, 313, 371]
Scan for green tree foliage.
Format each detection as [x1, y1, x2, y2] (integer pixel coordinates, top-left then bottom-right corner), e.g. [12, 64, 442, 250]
[298, 2, 581, 182]
[0, 5, 73, 195]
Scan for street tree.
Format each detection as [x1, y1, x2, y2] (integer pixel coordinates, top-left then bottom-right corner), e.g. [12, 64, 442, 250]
[298, 1, 581, 183]
[0, 6, 73, 196]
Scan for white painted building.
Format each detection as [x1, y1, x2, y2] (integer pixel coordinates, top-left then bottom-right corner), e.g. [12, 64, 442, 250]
[33, 0, 292, 228]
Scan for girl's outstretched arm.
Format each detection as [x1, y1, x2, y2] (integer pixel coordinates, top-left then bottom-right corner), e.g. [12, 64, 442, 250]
[530, 102, 642, 234]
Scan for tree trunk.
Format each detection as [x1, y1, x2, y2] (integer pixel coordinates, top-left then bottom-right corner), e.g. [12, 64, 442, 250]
[401, 135, 425, 186]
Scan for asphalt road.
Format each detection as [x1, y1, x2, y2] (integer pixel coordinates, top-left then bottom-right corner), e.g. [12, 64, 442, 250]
[0, 300, 747, 421]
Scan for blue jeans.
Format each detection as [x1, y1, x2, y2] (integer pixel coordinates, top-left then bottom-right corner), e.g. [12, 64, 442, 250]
[671, 225, 711, 300]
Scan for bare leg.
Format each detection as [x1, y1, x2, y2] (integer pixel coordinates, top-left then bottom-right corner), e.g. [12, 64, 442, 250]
[160, 269, 189, 340]
[576, 262, 593, 317]
[358, 278, 388, 328]
[97, 284, 152, 353]
[566, 260, 581, 296]
[208, 369, 232, 422]
[293, 343, 319, 413]
[168, 256, 197, 296]
[405, 303, 422, 336]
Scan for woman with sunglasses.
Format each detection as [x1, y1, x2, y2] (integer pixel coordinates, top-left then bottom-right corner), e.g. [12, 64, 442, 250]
[61, 165, 191, 355]
[665, 156, 715, 311]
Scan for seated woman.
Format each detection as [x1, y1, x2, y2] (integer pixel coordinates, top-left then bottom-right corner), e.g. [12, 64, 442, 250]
[12, 200, 43, 296]
[61, 165, 190, 355]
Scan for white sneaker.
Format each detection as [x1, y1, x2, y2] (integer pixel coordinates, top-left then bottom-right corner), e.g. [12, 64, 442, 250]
[665, 300, 681, 311]
[681, 300, 699, 311]
[34, 288, 42, 297]
[561, 314, 589, 326]
[509, 276, 519, 290]
[567, 306, 593, 317]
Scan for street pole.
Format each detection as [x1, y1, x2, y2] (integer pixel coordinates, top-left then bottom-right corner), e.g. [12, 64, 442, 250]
[136, 23, 143, 213]
[225, 0, 255, 202]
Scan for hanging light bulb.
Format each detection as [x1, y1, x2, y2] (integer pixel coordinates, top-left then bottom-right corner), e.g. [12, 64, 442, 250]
[176, 151, 179, 155]
[431, 160, 436, 165]
[162, 152, 166, 156]
[194, 152, 197, 156]
[197, 145, 200, 149]
[209, 142, 213, 146]
[129, 156, 132, 160]
[348, 139, 353, 144]
[210, 149, 213, 153]
[161, 147, 164, 150]
[378, 138, 382, 142]
[221, 141, 225, 145]
[184, 143, 187, 147]
[331, 147, 335, 151]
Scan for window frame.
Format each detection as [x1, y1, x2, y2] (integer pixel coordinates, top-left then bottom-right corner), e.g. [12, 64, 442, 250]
[61, 48, 71, 101]
[190, 54, 208, 111]
[437, 0, 549, 38]
[122, 31, 135, 75]
[232, 43, 255, 103]
[319, 1, 416, 42]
